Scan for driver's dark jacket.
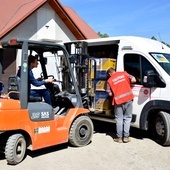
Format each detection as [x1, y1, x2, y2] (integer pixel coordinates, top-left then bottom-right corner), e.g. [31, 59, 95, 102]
[17, 67, 46, 87]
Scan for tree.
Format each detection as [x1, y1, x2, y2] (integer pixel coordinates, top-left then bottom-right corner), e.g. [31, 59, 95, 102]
[97, 32, 109, 38]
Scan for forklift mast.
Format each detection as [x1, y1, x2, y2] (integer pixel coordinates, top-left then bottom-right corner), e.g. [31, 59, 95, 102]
[64, 41, 97, 111]
[64, 42, 88, 94]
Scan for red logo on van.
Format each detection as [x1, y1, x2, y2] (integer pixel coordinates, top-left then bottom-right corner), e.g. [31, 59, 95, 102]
[144, 89, 148, 95]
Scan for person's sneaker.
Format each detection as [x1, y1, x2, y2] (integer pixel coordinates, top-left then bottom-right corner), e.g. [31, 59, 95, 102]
[123, 137, 131, 143]
[53, 106, 60, 114]
[113, 138, 123, 143]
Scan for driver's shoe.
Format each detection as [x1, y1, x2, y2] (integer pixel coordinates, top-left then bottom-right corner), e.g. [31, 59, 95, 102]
[53, 106, 60, 114]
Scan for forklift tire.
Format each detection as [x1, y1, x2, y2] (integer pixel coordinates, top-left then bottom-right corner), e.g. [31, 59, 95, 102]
[69, 115, 94, 147]
[5, 134, 26, 165]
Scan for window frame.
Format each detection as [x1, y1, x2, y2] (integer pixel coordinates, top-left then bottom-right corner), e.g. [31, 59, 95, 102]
[123, 53, 158, 85]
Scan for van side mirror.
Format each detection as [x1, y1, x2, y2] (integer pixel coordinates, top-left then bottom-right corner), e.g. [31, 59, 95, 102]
[143, 70, 166, 88]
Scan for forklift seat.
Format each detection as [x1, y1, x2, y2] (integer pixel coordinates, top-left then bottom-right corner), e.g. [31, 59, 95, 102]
[8, 75, 20, 99]
[8, 75, 41, 102]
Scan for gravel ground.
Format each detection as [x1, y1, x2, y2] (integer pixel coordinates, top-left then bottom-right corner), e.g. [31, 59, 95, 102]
[0, 120, 170, 170]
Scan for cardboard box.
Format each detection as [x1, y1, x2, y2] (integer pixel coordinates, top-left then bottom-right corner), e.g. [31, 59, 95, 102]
[95, 80, 107, 91]
[88, 80, 107, 91]
[95, 91, 112, 110]
[96, 70, 108, 80]
[95, 99, 112, 110]
[90, 58, 116, 79]
[90, 70, 108, 80]
[96, 91, 109, 98]
[96, 58, 116, 70]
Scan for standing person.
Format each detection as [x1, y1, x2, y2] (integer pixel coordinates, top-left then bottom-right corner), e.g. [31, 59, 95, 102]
[17, 55, 59, 113]
[107, 67, 136, 143]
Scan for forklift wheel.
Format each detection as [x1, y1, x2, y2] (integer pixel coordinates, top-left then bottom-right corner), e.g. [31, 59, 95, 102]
[69, 115, 94, 147]
[5, 134, 26, 165]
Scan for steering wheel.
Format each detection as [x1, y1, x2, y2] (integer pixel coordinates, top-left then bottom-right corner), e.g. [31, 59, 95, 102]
[40, 72, 54, 80]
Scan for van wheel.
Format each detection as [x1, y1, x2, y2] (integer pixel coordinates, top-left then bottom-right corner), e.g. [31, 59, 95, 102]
[5, 134, 26, 165]
[151, 111, 170, 146]
[69, 116, 94, 147]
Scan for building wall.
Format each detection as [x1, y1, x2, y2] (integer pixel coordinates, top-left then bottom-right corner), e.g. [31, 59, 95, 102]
[1, 3, 76, 90]
[4, 3, 76, 42]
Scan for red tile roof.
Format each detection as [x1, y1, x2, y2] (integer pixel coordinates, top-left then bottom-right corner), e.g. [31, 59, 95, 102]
[63, 6, 100, 39]
[0, 0, 99, 40]
[0, 0, 46, 39]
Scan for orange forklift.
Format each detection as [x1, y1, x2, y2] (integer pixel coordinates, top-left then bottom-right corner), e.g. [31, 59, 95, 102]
[0, 39, 93, 165]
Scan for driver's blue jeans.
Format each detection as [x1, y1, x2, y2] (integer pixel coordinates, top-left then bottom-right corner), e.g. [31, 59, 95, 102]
[30, 89, 52, 105]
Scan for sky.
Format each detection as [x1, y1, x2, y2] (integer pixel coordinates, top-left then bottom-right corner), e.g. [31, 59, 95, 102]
[60, 0, 170, 44]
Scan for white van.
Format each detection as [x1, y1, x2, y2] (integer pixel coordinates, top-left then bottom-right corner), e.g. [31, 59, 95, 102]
[63, 36, 170, 146]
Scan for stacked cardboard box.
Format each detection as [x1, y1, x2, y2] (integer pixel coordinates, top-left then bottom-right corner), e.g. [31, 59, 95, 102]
[95, 91, 112, 110]
[95, 80, 107, 91]
[90, 58, 116, 79]
[96, 58, 116, 70]
[90, 58, 116, 111]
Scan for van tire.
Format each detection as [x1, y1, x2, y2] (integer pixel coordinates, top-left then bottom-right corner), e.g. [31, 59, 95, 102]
[151, 111, 170, 146]
[69, 116, 94, 147]
[5, 134, 26, 165]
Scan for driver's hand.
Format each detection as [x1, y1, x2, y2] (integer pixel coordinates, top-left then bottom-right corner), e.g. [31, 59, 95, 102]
[45, 78, 55, 83]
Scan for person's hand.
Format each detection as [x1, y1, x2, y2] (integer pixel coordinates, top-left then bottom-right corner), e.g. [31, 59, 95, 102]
[131, 76, 136, 83]
[45, 78, 55, 83]
[108, 92, 112, 96]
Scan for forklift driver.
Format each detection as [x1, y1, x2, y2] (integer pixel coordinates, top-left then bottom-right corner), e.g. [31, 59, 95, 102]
[17, 55, 59, 113]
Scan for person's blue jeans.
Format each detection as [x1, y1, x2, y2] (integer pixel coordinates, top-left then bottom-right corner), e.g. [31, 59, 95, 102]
[30, 89, 52, 105]
[114, 100, 133, 138]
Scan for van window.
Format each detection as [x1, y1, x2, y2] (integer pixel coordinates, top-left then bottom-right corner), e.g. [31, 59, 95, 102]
[151, 53, 170, 75]
[124, 54, 157, 84]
